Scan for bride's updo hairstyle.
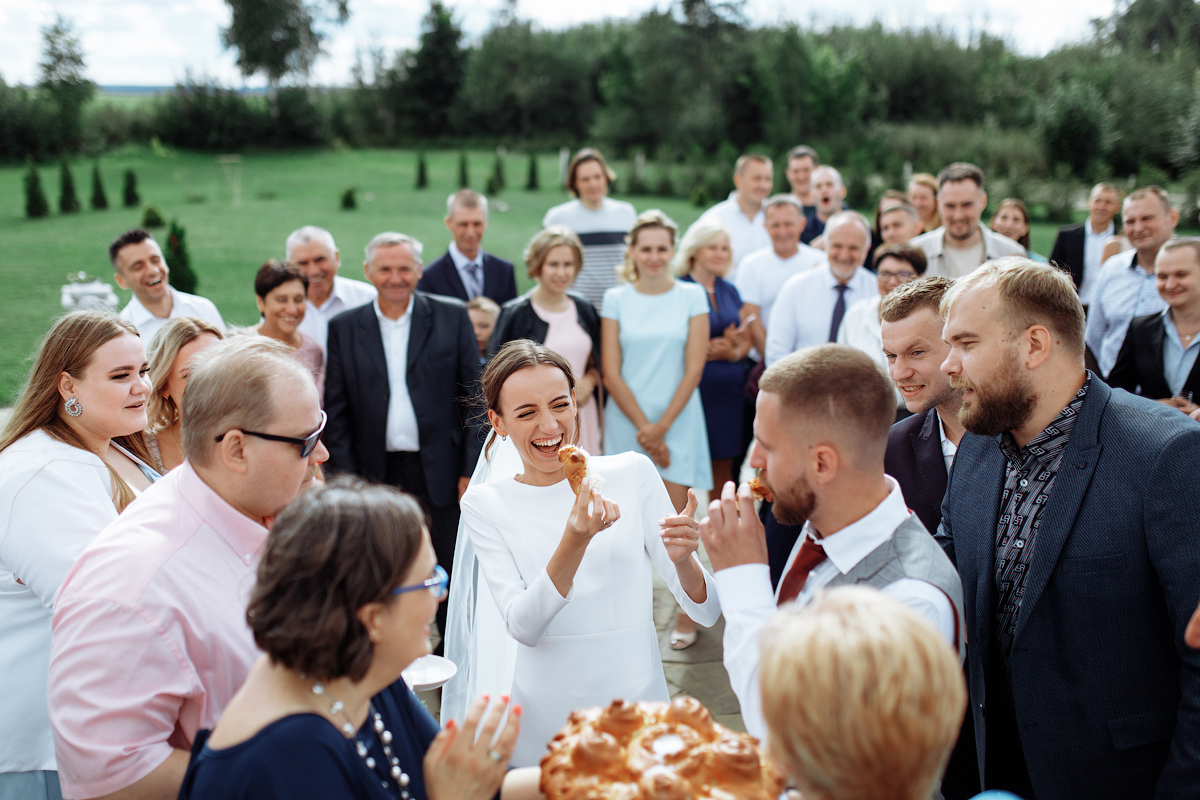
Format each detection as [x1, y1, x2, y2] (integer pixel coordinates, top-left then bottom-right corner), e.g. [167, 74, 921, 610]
[480, 339, 579, 459]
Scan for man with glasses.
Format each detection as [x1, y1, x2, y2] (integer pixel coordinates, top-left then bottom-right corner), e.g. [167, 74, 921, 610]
[48, 337, 328, 800]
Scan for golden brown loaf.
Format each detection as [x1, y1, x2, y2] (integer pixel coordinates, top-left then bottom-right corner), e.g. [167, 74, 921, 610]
[540, 697, 785, 800]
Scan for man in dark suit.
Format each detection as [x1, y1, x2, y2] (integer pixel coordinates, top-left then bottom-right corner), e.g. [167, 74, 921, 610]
[938, 255, 1200, 799]
[416, 189, 517, 305]
[324, 231, 483, 649]
[880, 276, 965, 534]
[1108, 237, 1200, 412]
[1049, 182, 1121, 303]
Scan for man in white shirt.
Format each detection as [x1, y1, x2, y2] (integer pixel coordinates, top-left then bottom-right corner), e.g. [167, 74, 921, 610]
[1049, 183, 1123, 305]
[109, 229, 225, 345]
[765, 211, 878, 365]
[1085, 186, 1179, 376]
[736, 194, 825, 355]
[697, 153, 773, 276]
[910, 163, 1024, 279]
[287, 225, 378, 353]
[699, 345, 964, 740]
[323, 232, 483, 654]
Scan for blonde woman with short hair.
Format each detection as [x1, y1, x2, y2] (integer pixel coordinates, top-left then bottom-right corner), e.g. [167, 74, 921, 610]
[760, 587, 967, 800]
[144, 316, 224, 472]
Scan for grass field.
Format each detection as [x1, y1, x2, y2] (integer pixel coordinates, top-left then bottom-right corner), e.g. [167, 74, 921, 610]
[0, 146, 1066, 403]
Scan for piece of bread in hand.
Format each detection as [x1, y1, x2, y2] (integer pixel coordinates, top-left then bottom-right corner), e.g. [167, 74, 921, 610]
[558, 445, 590, 496]
[748, 476, 772, 503]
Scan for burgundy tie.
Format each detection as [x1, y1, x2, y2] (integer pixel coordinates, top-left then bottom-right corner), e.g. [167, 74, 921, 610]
[777, 538, 828, 605]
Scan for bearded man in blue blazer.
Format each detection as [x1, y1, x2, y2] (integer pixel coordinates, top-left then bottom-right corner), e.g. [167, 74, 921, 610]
[937, 257, 1200, 799]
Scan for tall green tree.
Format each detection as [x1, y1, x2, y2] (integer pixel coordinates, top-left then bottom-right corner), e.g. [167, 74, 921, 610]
[59, 158, 80, 213]
[38, 15, 94, 154]
[25, 161, 49, 218]
[401, 1, 466, 131]
[90, 163, 108, 209]
[221, 0, 350, 85]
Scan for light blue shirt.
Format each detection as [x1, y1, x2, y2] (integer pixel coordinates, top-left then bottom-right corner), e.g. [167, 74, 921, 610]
[1161, 310, 1200, 396]
[1084, 251, 1167, 376]
[449, 240, 484, 299]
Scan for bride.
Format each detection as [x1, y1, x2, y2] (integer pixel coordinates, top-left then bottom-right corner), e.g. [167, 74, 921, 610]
[449, 339, 720, 766]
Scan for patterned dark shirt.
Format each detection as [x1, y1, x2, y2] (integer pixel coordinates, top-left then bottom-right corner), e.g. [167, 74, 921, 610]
[994, 379, 1090, 664]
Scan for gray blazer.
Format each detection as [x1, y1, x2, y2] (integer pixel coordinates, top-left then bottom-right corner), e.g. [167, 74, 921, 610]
[936, 376, 1200, 798]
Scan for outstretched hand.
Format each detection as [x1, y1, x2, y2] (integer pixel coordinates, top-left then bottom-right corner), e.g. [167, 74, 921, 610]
[699, 480, 769, 572]
[424, 694, 520, 800]
[659, 489, 701, 564]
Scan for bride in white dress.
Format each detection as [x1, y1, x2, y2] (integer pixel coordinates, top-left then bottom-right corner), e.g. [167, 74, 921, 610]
[456, 340, 721, 766]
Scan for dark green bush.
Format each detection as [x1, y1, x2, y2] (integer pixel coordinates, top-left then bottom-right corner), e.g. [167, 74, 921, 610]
[24, 161, 49, 218]
[166, 219, 197, 293]
[59, 158, 80, 213]
[526, 152, 539, 190]
[122, 169, 139, 207]
[90, 162, 107, 209]
[458, 152, 469, 188]
[416, 152, 428, 188]
[341, 186, 357, 209]
[142, 205, 165, 227]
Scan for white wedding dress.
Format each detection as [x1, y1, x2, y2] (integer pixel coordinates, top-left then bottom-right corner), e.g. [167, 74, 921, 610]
[449, 449, 721, 767]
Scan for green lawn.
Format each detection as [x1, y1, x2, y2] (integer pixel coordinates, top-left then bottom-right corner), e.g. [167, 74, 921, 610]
[0, 148, 715, 403]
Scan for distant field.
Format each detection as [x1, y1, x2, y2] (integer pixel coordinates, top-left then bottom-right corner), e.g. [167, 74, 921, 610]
[0, 148, 715, 402]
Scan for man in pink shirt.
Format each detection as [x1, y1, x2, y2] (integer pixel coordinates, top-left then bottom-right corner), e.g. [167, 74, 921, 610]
[48, 337, 329, 800]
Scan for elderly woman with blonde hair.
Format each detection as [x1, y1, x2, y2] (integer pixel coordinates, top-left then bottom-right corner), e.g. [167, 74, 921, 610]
[144, 316, 224, 472]
[760, 587, 968, 800]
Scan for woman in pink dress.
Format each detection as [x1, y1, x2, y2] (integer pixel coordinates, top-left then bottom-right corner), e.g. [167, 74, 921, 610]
[488, 227, 603, 453]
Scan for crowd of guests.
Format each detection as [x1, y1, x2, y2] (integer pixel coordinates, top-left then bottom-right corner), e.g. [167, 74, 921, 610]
[0, 143, 1198, 800]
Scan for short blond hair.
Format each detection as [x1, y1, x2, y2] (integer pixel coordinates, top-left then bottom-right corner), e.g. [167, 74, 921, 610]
[146, 317, 225, 432]
[466, 295, 500, 318]
[181, 337, 313, 469]
[620, 209, 678, 283]
[760, 587, 966, 800]
[734, 153, 772, 175]
[524, 226, 583, 280]
[673, 219, 732, 277]
[940, 256, 1086, 357]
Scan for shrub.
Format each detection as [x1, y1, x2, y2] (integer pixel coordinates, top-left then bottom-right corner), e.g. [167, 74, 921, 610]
[416, 152, 428, 189]
[142, 205, 165, 227]
[526, 152, 539, 191]
[24, 161, 49, 218]
[492, 151, 506, 191]
[458, 152, 469, 188]
[655, 170, 674, 198]
[59, 158, 80, 214]
[341, 186, 357, 209]
[123, 169, 139, 207]
[485, 175, 500, 196]
[90, 162, 108, 210]
[690, 182, 711, 207]
[166, 219, 197, 293]
[627, 171, 648, 196]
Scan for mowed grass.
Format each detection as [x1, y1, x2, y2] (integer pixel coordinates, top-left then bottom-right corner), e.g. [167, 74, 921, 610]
[0, 148, 715, 403]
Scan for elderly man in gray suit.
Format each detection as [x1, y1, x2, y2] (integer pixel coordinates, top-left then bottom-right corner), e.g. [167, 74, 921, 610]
[938, 256, 1200, 799]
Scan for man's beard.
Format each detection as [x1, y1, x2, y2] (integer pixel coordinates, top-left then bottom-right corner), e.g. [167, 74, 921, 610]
[945, 222, 978, 243]
[954, 358, 1036, 437]
[771, 472, 817, 527]
[914, 381, 961, 415]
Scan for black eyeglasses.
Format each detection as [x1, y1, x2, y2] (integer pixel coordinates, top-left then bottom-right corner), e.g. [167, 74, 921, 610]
[214, 410, 327, 457]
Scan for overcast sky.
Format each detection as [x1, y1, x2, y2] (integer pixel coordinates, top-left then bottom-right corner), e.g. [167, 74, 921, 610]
[0, 0, 1115, 88]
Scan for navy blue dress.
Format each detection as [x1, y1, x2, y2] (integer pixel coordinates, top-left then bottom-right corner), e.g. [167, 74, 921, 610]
[179, 680, 439, 800]
[682, 275, 746, 460]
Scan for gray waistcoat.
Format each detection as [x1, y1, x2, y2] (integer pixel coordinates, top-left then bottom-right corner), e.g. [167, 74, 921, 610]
[825, 515, 966, 661]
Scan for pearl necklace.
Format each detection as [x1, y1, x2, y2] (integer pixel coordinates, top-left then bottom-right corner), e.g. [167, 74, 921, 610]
[312, 679, 412, 798]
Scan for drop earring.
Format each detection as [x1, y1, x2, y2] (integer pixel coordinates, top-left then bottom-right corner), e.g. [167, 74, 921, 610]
[64, 397, 82, 417]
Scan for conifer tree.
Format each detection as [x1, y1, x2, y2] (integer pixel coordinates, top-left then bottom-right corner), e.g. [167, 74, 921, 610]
[59, 157, 80, 213]
[90, 162, 108, 209]
[25, 161, 49, 218]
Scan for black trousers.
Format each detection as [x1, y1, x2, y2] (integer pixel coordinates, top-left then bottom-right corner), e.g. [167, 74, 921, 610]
[385, 451, 461, 655]
[983, 657, 1037, 799]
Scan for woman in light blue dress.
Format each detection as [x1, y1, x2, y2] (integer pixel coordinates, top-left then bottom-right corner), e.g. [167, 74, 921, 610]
[601, 210, 713, 506]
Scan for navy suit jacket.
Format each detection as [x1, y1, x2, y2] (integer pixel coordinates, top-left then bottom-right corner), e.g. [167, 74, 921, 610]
[416, 250, 517, 306]
[1048, 223, 1086, 292]
[323, 292, 483, 508]
[936, 376, 1200, 798]
[885, 409, 949, 535]
[1107, 312, 1200, 400]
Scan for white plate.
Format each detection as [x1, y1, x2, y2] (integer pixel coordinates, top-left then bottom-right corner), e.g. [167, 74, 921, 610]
[403, 655, 457, 692]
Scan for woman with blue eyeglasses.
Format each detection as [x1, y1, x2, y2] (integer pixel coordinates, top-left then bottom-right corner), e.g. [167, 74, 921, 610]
[179, 477, 543, 800]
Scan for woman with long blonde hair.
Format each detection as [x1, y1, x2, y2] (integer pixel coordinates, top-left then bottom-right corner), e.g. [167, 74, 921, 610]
[0, 310, 160, 799]
[145, 316, 224, 472]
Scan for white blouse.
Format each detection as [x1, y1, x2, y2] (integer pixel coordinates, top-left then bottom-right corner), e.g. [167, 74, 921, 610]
[0, 430, 120, 773]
